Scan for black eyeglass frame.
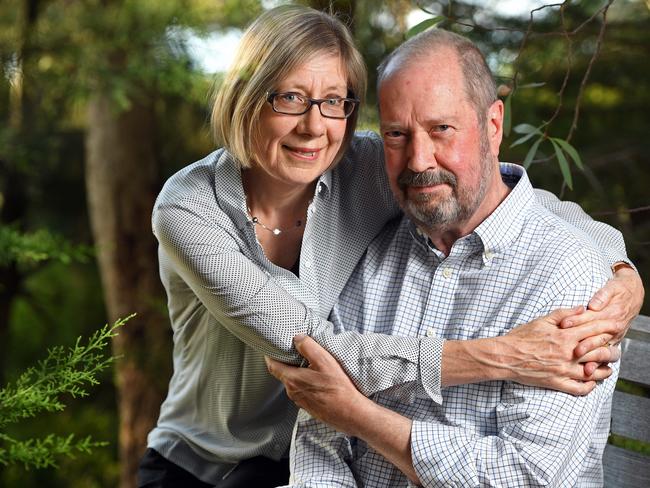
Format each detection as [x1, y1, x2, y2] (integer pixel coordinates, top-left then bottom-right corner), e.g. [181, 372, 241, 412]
[266, 92, 360, 119]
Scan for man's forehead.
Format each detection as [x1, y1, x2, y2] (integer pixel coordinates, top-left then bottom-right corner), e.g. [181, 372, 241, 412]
[382, 46, 461, 82]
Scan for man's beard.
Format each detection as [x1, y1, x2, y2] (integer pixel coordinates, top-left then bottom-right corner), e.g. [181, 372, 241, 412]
[396, 135, 492, 230]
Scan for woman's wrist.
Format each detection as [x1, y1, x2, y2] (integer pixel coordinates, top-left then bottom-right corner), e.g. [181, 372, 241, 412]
[441, 337, 509, 387]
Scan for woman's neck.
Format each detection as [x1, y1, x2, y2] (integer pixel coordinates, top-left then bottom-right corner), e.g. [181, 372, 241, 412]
[241, 166, 313, 270]
[241, 166, 315, 216]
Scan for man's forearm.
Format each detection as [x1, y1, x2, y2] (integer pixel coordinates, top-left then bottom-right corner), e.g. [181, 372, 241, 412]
[347, 398, 420, 485]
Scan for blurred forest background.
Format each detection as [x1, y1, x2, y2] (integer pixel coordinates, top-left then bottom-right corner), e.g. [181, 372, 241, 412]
[0, 0, 648, 486]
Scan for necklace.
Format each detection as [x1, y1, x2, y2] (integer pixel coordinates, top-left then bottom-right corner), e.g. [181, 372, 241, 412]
[247, 206, 303, 236]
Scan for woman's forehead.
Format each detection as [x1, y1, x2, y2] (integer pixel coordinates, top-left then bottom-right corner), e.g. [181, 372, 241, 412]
[276, 53, 348, 90]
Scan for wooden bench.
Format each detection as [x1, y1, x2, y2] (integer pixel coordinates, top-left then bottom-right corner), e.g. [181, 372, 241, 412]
[603, 314, 650, 487]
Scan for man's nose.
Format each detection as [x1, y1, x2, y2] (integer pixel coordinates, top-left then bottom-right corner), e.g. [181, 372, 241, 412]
[408, 133, 437, 173]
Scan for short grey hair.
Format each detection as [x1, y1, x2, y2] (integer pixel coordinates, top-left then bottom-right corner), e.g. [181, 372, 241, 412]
[377, 29, 496, 118]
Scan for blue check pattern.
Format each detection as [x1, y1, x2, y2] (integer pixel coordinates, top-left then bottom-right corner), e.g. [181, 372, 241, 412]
[286, 164, 618, 488]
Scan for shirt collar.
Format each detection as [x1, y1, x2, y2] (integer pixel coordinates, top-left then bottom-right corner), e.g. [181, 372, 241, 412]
[213, 150, 249, 231]
[473, 163, 535, 258]
[407, 163, 535, 262]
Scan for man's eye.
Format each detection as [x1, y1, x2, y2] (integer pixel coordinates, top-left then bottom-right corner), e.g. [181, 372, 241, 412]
[385, 130, 404, 138]
[433, 124, 451, 132]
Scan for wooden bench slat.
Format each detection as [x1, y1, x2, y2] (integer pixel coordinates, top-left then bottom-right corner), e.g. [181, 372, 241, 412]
[630, 315, 650, 337]
[603, 444, 650, 488]
[619, 336, 650, 383]
[610, 391, 650, 442]
[604, 316, 650, 486]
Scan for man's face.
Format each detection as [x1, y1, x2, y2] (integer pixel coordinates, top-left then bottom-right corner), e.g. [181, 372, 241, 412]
[378, 48, 500, 231]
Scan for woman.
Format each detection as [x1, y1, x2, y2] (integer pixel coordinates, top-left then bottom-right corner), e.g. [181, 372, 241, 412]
[138, 5, 636, 488]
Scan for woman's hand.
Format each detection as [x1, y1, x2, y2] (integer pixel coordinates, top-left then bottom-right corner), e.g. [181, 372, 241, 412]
[560, 266, 644, 354]
[498, 306, 621, 395]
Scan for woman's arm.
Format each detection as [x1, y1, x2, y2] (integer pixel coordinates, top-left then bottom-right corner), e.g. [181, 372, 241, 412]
[154, 195, 626, 400]
[153, 157, 638, 400]
[535, 188, 644, 361]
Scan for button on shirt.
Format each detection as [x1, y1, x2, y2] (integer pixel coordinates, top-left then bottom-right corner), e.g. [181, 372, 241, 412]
[287, 164, 618, 488]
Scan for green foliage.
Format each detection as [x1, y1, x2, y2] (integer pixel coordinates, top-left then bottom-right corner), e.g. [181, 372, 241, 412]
[0, 433, 101, 470]
[406, 16, 444, 38]
[508, 123, 584, 189]
[0, 226, 92, 268]
[0, 316, 131, 469]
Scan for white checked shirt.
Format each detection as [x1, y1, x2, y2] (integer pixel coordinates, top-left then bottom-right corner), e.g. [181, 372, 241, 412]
[287, 164, 619, 488]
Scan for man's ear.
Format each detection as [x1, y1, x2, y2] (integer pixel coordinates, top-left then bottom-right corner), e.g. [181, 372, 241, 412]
[485, 99, 504, 157]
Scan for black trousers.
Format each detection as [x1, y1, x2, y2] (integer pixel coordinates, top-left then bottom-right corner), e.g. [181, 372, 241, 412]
[137, 448, 290, 488]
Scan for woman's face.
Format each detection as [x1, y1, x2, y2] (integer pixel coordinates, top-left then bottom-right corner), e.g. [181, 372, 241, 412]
[252, 54, 349, 187]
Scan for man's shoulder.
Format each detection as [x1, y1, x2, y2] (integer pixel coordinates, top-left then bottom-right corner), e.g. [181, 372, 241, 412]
[519, 202, 609, 275]
[360, 216, 411, 270]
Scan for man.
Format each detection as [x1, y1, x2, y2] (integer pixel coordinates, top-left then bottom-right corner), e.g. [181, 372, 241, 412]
[268, 29, 631, 487]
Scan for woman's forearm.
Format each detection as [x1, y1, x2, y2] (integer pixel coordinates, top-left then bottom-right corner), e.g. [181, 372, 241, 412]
[441, 306, 618, 395]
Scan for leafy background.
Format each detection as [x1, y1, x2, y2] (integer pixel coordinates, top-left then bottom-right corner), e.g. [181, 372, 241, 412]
[0, 0, 648, 486]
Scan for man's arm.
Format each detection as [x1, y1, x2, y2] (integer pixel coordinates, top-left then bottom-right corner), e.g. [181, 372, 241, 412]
[270, 329, 616, 486]
[270, 248, 617, 486]
[280, 409, 358, 488]
[266, 336, 420, 485]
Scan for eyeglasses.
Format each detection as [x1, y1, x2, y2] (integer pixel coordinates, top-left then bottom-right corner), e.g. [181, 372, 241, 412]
[266, 92, 359, 119]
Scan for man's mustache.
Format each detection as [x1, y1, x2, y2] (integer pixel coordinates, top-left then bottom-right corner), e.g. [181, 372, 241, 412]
[397, 169, 457, 189]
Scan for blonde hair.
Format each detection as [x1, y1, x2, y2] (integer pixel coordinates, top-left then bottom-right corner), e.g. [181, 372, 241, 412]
[211, 5, 366, 168]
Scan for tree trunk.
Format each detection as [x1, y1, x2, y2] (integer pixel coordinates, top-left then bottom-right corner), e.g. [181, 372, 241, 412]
[85, 93, 171, 488]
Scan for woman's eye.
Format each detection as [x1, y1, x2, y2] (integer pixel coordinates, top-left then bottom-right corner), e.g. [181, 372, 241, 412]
[325, 98, 342, 106]
[278, 93, 302, 103]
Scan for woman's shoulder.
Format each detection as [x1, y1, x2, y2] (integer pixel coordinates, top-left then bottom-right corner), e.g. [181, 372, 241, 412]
[156, 149, 227, 206]
[334, 130, 384, 176]
[346, 130, 383, 159]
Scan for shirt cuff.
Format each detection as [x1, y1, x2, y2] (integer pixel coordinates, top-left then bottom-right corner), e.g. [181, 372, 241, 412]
[419, 337, 444, 404]
[411, 419, 470, 488]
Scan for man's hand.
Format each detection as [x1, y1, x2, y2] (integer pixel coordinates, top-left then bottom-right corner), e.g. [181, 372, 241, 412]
[265, 334, 370, 436]
[498, 306, 621, 395]
[559, 267, 644, 358]
[267, 336, 420, 484]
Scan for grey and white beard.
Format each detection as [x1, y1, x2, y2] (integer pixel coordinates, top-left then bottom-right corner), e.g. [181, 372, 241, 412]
[396, 136, 493, 231]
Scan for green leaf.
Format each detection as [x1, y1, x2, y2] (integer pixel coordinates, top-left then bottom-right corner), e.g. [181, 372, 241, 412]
[503, 93, 512, 137]
[406, 16, 445, 39]
[513, 123, 541, 135]
[550, 139, 573, 189]
[518, 82, 546, 88]
[510, 130, 540, 148]
[551, 138, 584, 170]
[522, 137, 543, 168]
